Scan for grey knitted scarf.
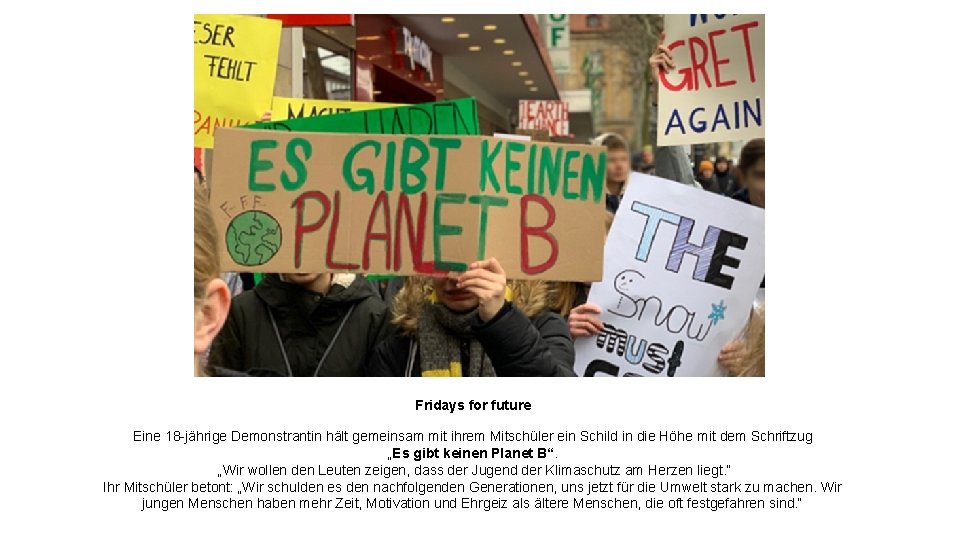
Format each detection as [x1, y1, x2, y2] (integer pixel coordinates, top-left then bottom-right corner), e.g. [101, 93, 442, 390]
[418, 304, 496, 377]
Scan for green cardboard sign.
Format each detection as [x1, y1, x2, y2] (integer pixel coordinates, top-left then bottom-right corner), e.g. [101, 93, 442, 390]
[246, 98, 480, 136]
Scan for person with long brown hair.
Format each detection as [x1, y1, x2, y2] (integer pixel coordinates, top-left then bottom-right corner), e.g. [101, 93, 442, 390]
[721, 306, 764, 377]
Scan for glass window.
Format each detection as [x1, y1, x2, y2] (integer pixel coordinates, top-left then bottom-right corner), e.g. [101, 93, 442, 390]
[302, 26, 356, 100]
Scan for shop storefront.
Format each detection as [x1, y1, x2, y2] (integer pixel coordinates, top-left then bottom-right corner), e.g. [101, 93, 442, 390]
[265, 14, 559, 134]
[263, 14, 445, 105]
[287, 14, 561, 134]
[355, 15, 444, 103]
[267, 14, 358, 102]
[197, 14, 562, 171]
[389, 14, 562, 135]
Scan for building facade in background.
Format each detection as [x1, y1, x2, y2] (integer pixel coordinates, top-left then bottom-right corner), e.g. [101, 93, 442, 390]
[562, 14, 659, 151]
[543, 14, 747, 163]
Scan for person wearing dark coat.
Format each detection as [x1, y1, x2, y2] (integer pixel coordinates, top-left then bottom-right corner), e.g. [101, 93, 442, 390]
[730, 139, 764, 209]
[366, 259, 575, 377]
[378, 276, 406, 310]
[208, 273, 390, 376]
[713, 156, 736, 196]
[696, 160, 722, 193]
[732, 187, 751, 204]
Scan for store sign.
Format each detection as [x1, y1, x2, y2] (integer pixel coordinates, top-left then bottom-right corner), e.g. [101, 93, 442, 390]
[400, 27, 434, 81]
[544, 14, 570, 74]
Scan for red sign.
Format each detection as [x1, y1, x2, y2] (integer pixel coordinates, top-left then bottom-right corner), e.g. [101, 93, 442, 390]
[266, 14, 353, 27]
[519, 100, 570, 137]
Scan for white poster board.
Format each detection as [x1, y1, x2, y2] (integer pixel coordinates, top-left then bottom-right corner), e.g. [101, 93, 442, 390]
[574, 174, 765, 377]
[493, 133, 532, 141]
[657, 14, 764, 146]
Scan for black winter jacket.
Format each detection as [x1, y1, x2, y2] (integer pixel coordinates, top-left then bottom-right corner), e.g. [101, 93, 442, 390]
[209, 274, 390, 376]
[714, 170, 737, 196]
[365, 302, 575, 377]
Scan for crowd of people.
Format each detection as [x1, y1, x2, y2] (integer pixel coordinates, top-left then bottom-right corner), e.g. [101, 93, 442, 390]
[192, 34, 765, 378]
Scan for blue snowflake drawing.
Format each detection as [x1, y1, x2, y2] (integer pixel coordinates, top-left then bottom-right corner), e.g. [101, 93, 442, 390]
[708, 300, 727, 326]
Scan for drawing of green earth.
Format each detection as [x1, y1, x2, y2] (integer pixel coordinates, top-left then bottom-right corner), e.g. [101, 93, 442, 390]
[225, 211, 282, 266]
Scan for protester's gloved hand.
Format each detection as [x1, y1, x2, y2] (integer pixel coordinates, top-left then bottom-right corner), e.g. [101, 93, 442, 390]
[718, 339, 748, 372]
[569, 304, 604, 337]
[457, 258, 507, 322]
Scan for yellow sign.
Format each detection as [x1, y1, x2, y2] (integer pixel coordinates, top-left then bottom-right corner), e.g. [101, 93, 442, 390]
[194, 14, 282, 148]
[271, 97, 399, 121]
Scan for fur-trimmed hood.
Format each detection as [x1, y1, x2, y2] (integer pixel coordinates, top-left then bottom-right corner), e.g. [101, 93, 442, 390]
[391, 278, 552, 336]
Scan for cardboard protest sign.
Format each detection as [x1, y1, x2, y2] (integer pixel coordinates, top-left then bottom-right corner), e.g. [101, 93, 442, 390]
[518, 100, 570, 137]
[248, 98, 480, 136]
[210, 129, 607, 281]
[194, 15, 282, 148]
[657, 14, 764, 146]
[270, 97, 400, 121]
[574, 175, 764, 377]
[238, 99, 480, 283]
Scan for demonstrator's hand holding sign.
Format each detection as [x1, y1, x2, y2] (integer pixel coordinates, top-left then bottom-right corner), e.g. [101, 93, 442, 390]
[649, 31, 675, 101]
[456, 258, 508, 322]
